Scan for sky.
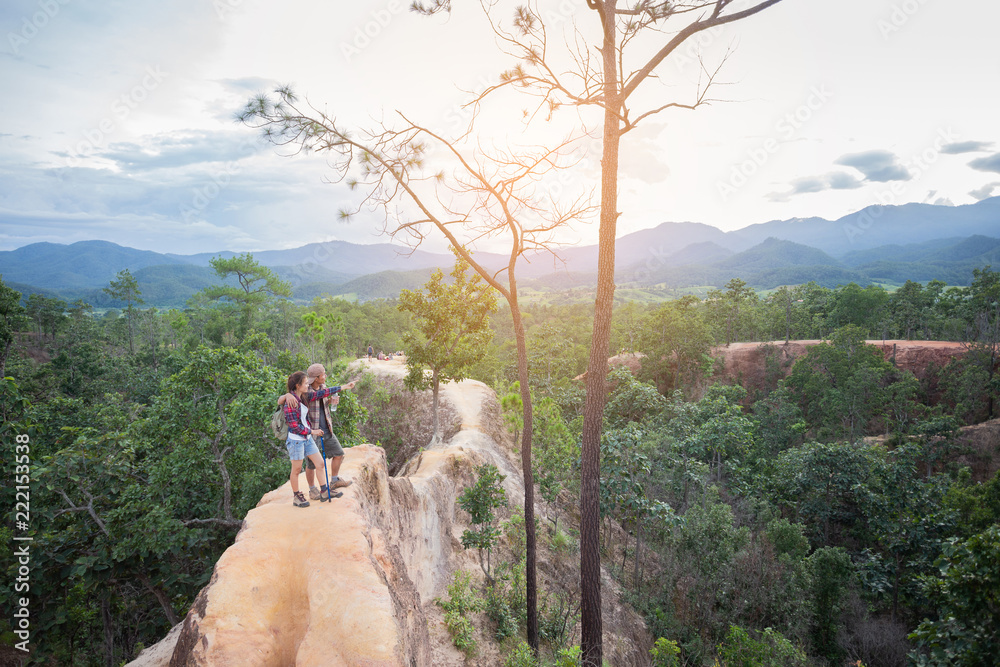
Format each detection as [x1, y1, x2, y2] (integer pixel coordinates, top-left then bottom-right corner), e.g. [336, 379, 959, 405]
[2, 0, 999, 256]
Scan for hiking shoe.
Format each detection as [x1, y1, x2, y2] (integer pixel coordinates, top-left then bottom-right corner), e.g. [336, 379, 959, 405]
[332, 478, 353, 489]
[293, 491, 310, 507]
[319, 486, 344, 499]
[308, 486, 321, 500]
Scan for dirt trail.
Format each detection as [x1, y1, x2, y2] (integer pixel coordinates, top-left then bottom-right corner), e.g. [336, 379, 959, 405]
[354, 358, 486, 431]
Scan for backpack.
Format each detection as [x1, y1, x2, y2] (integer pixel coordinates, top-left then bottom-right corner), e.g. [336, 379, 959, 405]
[270, 407, 288, 441]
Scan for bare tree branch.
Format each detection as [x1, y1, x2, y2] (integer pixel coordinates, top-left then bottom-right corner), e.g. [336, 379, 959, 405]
[56, 487, 110, 537]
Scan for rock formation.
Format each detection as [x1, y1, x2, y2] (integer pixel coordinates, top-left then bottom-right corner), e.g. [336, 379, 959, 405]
[711, 339, 966, 389]
[578, 341, 968, 404]
[129, 359, 651, 667]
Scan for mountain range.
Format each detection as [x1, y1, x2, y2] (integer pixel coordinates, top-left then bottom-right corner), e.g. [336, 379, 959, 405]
[2, 197, 997, 306]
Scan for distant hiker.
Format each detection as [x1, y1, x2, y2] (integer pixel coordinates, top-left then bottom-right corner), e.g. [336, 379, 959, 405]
[281, 363, 356, 500]
[367, 344, 374, 360]
[283, 371, 341, 507]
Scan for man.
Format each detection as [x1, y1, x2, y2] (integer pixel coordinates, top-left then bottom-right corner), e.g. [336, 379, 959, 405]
[282, 363, 356, 500]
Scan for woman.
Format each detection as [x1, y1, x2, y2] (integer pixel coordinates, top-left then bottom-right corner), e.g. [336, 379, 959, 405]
[283, 371, 342, 506]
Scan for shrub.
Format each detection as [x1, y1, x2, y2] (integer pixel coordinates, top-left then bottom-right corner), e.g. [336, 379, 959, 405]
[554, 645, 582, 666]
[650, 637, 681, 667]
[538, 591, 579, 650]
[459, 463, 509, 582]
[436, 571, 485, 657]
[909, 526, 1000, 666]
[503, 641, 537, 667]
[717, 625, 809, 667]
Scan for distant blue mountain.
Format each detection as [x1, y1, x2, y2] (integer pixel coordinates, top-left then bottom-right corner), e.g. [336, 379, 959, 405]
[0, 240, 188, 289]
[2, 197, 998, 303]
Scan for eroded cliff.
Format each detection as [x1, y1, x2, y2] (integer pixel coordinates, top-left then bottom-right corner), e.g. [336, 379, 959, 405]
[129, 360, 651, 666]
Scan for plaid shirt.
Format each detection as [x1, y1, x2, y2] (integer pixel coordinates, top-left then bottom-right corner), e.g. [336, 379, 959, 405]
[306, 384, 341, 435]
[283, 386, 340, 437]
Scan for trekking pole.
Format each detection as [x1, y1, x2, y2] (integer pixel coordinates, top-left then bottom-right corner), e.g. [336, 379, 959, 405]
[319, 436, 333, 503]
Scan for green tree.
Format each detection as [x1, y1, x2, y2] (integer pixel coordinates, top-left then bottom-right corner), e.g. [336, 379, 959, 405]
[863, 445, 953, 621]
[761, 440, 884, 545]
[103, 269, 144, 354]
[785, 325, 918, 440]
[201, 253, 292, 337]
[501, 381, 525, 448]
[708, 278, 759, 345]
[959, 266, 1000, 419]
[603, 364, 667, 429]
[650, 638, 681, 667]
[807, 546, 853, 661]
[25, 292, 68, 342]
[750, 386, 807, 460]
[889, 280, 933, 339]
[0, 277, 26, 376]
[399, 252, 498, 445]
[459, 463, 509, 583]
[637, 296, 713, 396]
[297, 310, 345, 361]
[717, 625, 809, 667]
[763, 285, 812, 343]
[600, 424, 676, 587]
[531, 395, 578, 512]
[527, 322, 579, 393]
[943, 469, 1000, 538]
[909, 525, 1000, 666]
[827, 282, 889, 335]
[25, 343, 289, 664]
[437, 570, 486, 658]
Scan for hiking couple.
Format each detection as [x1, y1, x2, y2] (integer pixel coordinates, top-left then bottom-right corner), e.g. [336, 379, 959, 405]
[282, 363, 356, 508]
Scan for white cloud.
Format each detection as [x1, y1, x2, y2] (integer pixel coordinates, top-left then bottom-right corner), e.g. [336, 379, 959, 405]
[1, 0, 1000, 254]
[835, 149, 911, 182]
[969, 182, 1000, 201]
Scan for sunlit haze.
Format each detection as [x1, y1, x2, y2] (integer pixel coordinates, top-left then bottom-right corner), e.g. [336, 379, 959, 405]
[2, 0, 998, 255]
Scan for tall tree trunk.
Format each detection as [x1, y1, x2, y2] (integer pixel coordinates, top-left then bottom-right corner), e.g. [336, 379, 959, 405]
[785, 293, 792, 343]
[509, 291, 539, 650]
[634, 523, 643, 589]
[102, 595, 114, 667]
[431, 369, 440, 444]
[126, 305, 134, 355]
[213, 398, 235, 522]
[891, 554, 902, 622]
[581, 4, 620, 662]
[138, 573, 180, 626]
[0, 338, 10, 378]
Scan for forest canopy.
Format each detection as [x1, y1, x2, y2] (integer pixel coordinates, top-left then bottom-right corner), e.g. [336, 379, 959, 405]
[1, 262, 999, 665]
